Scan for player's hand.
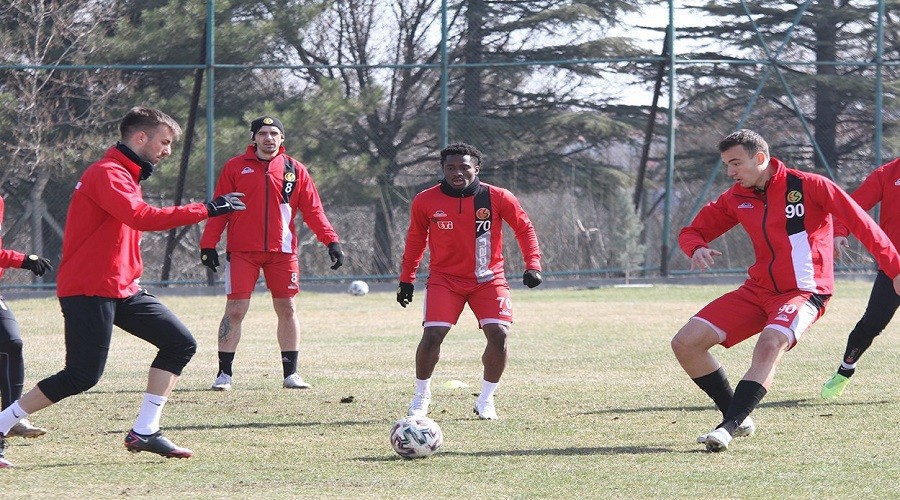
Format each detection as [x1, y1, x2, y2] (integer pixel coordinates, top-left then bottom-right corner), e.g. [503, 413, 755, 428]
[894, 274, 900, 296]
[397, 282, 414, 307]
[200, 248, 220, 272]
[205, 192, 245, 217]
[328, 242, 344, 270]
[523, 269, 542, 288]
[834, 236, 850, 259]
[690, 247, 722, 271]
[20, 254, 52, 276]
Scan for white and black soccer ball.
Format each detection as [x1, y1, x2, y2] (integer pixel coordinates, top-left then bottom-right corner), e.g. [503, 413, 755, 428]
[347, 280, 369, 296]
[389, 415, 443, 459]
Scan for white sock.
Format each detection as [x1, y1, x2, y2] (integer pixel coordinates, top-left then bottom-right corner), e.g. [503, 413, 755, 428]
[840, 361, 858, 371]
[415, 378, 431, 397]
[478, 380, 499, 403]
[0, 401, 28, 435]
[132, 393, 167, 435]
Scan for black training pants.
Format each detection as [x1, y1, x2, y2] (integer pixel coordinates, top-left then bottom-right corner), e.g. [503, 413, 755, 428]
[37, 290, 197, 403]
[842, 270, 900, 364]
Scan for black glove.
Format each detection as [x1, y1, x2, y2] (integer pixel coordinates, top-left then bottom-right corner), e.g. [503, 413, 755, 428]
[200, 248, 220, 272]
[205, 192, 245, 217]
[397, 282, 414, 307]
[523, 269, 543, 288]
[20, 254, 52, 276]
[328, 242, 344, 270]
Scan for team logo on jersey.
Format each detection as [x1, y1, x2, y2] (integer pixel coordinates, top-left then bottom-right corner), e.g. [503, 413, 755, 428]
[241, 166, 254, 174]
[437, 221, 454, 230]
[285, 172, 296, 182]
[787, 190, 802, 203]
[476, 208, 491, 220]
[432, 210, 447, 218]
[737, 202, 754, 209]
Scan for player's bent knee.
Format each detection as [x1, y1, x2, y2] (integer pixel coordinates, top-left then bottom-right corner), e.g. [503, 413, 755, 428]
[0, 338, 23, 357]
[152, 338, 198, 375]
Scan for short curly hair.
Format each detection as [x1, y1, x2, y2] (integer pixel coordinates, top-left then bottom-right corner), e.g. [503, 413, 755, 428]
[440, 143, 483, 165]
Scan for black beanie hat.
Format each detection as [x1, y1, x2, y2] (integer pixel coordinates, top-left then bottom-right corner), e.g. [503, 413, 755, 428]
[250, 116, 284, 135]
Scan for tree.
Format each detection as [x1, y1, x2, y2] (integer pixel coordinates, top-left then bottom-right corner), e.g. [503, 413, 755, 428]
[673, 1, 900, 182]
[0, 0, 131, 283]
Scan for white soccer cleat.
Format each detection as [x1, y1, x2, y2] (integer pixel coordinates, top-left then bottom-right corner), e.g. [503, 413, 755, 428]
[474, 400, 499, 420]
[6, 418, 48, 439]
[283, 373, 311, 389]
[211, 373, 233, 391]
[697, 427, 732, 452]
[733, 416, 756, 438]
[407, 393, 431, 417]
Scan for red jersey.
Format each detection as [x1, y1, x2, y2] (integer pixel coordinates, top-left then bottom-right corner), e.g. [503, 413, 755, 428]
[679, 157, 900, 295]
[200, 145, 339, 253]
[56, 146, 209, 298]
[834, 158, 900, 252]
[400, 179, 542, 283]
[0, 195, 26, 280]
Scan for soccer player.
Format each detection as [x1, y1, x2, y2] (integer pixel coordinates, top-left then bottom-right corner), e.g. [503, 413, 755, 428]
[0, 195, 54, 468]
[397, 142, 543, 420]
[672, 129, 900, 452]
[199, 116, 343, 392]
[821, 157, 900, 399]
[0, 106, 245, 467]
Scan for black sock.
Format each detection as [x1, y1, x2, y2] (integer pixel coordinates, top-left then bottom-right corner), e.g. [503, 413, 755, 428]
[281, 351, 298, 378]
[719, 380, 767, 435]
[837, 366, 856, 378]
[218, 351, 235, 376]
[692, 367, 733, 418]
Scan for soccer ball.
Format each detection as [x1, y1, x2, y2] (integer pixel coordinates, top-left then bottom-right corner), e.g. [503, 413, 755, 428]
[348, 280, 369, 296]
[389, 415, 443, 459]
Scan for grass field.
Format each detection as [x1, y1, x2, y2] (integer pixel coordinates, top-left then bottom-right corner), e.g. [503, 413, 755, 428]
[2, 280, 900, 498]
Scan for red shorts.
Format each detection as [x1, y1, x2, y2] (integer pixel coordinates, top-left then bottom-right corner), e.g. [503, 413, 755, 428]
[423, 273, 512, 328]
[224, 251, 300, 299]
[694, 282, 829, 349]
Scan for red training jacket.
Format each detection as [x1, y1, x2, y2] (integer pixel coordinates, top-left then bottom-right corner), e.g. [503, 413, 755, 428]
[56, 146, 209, 298]
[0, 195, 26, 280]
[200, 145, 339, 254]
[679, 157, 900, 295]
[834, 158, 900, 256]
[400, 179, 542, 283]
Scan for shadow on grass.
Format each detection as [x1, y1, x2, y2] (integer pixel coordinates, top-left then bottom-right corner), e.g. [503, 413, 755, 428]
[577, 397, 892, 416]
[358, 444, 674, 461]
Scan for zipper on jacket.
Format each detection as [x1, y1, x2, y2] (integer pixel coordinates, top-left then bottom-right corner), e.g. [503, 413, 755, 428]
[263, 165, 270, 251]
[759, 192, 782, 294]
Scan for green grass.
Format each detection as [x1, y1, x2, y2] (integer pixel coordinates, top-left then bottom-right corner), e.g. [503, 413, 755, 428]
[3, 281, 900, 498]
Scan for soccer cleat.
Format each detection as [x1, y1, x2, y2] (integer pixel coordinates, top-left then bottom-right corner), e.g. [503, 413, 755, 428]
[283, 373, 311, 389]
[474, 400, 499, 420]
[697, 427, 732, 452]
[821, 373, 851, 400]
[0, 436, 12, 468]
[407, 393, 431, 417]
[211, 372, 233, 391]
[124, 430, 193, 458]
[733, 416, 756, 438]
[6, 418, 48, 439]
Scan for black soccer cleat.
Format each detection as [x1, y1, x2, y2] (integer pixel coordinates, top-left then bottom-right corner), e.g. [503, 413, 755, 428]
[124, 430, 193, 459]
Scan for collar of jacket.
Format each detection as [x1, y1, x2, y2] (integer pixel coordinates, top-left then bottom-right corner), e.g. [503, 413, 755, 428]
[440, 177, 481, 197]
[115, 142, 156, 182]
